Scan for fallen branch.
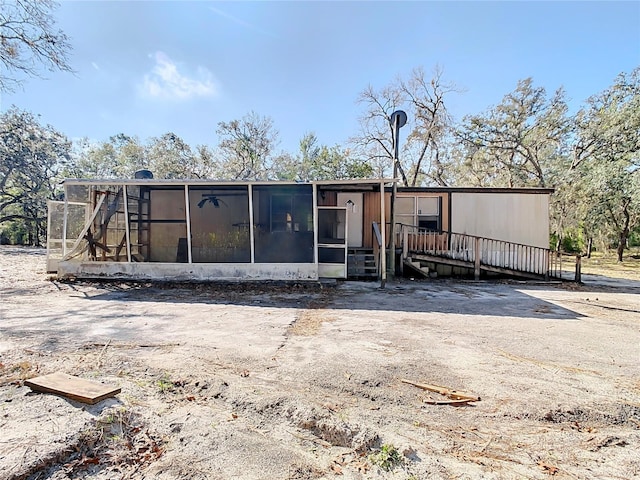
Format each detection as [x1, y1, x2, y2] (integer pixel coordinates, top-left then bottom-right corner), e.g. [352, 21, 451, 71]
[423, 398, 475, 406]
[401, 379, 481, 403]
[83, 342, 181, 349]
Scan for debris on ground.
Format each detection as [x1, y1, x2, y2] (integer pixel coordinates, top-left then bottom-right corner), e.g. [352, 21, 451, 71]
[25, 372, 121, 404]
[401, 378, 481, 404]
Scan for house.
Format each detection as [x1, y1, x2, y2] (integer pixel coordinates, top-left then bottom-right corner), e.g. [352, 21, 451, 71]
[46, 177, 555, 282]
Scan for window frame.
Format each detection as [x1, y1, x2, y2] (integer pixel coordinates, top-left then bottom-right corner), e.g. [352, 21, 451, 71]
[396, 195, 442, 232]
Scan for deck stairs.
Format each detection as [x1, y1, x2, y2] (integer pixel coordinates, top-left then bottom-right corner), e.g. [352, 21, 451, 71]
[399, 226, 569, 281]
[403, 257, 431, 278]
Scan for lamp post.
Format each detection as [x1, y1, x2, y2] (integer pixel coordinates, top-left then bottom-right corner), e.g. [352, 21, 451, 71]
[388, 110, 407, 280]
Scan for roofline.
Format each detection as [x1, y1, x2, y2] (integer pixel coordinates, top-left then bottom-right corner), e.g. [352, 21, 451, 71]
[61, 178, 396, 187]
[397, 186, 555, 194]
[60, 178, 553, 194]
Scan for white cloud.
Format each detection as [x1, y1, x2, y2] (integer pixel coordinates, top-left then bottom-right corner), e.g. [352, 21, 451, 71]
[140, 52, 217, 100]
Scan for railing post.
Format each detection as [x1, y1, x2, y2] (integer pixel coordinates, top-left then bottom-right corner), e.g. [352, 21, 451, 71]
[379, 181, 387, 288]
[544, 249, 550, 281]
[559, 252, 562, 280]
[474, 236, 481, 280]
[402, 226, 408, 260]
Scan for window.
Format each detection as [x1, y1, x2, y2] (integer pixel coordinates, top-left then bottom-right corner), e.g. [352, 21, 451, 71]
[396, 197, 415, 228]
[396, 195, 442, 231]
[417, 197, 441, 231]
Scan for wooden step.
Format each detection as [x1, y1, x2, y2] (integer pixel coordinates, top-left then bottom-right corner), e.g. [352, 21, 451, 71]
[404, 258, 430, 278]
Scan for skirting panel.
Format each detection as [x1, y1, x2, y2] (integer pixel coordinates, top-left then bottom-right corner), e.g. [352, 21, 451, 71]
[57, 261, 319, 282]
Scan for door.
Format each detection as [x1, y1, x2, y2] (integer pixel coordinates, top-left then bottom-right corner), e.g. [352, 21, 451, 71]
[337, 193, 363, 248]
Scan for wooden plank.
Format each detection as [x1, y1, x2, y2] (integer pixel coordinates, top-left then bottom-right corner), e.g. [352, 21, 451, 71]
[25, 372, 121, 405]
[423, 398, 475, 406]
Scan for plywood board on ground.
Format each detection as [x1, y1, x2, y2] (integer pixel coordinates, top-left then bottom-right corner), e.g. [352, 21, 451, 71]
[25, 372, 121, 404]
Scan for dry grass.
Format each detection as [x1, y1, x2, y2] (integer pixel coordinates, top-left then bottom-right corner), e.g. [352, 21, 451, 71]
[580, 250, 640, 281]
[0, 360, 39, 386]
[287, 309, 335, 336]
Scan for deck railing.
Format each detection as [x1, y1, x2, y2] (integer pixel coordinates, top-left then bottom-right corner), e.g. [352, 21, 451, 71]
[399, 225, 561, 280]
[548, 252, 581, 282]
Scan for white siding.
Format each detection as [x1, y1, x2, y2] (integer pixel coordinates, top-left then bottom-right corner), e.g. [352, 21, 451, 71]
[450, 193, 549, 248]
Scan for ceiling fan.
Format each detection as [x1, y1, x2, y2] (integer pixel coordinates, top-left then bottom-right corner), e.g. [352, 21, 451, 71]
[198, 194, 228, 208]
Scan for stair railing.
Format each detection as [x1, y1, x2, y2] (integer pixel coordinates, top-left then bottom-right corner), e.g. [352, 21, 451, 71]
[400, 224, 555, 279]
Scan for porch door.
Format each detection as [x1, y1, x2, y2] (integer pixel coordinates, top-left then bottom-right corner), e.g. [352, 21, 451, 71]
[337, 193, 363, 248]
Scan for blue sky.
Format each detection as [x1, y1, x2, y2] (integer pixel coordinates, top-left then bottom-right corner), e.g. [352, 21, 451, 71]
[3, 1, 639, 155]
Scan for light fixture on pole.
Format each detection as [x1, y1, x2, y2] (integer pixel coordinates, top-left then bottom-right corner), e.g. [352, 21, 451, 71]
[388, 110, 407, 281]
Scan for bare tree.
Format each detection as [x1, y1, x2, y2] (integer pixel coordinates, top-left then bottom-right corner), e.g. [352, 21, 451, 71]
[352, 66, 458, 186]
[353, 83, 405, 180]
[400, 66, 456, 186]
[0, 0, 73, 92]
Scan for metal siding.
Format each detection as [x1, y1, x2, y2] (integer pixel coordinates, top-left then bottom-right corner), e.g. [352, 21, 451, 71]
[450, 193, 550, 248]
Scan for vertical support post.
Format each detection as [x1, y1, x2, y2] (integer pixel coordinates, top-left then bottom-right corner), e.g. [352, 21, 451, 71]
[474, 236, 481, 281]
[544, 249, 549, 280]
[559, 252, 562, 280]
[248, 184, 255, 263]
[389, 115, 401, 278]
[312, 183, 318, 267]
[46, 200, 53, 264]
[100, 191, 109, 261]
[343, 201, 348, 279]
[380, 181, 387, 288]
[575, 255, 582, 283]
[123, 184, 131, 263]
[402, 226, 408, 263]
[184, 185, 192, 263]
[389, 179, 397, 277]
[62, 193, 69, 256]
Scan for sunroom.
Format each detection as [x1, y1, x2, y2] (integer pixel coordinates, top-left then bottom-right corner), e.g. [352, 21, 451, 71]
[47, 178, 392, 282]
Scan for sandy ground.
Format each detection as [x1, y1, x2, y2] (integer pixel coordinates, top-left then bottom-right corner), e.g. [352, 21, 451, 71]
[0, 245, 639, 480]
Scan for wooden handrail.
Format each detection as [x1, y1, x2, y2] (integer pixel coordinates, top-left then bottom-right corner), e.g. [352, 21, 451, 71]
[372, 222, 383, 279]
[372, 221, 383, 248]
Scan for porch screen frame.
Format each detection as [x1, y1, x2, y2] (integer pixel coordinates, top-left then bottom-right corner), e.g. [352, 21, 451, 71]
[317, 206, 348, 278]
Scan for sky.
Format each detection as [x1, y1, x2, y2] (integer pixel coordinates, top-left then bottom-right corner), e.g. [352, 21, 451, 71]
[3, 1, 640, 155]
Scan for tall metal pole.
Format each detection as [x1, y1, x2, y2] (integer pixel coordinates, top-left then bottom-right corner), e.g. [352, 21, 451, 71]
[388, 110, 406, 279]
[389, 116, 400, 278]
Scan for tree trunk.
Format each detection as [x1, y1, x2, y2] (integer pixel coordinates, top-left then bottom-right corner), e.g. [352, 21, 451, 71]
[34, 219, 43, 247]
[586, 237, 593, 258]
[617, 231, 628, 262]
[616, 198, 631, 262]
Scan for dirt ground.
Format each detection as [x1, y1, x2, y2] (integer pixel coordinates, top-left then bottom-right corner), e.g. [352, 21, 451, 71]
[0, 246, 639, 480]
